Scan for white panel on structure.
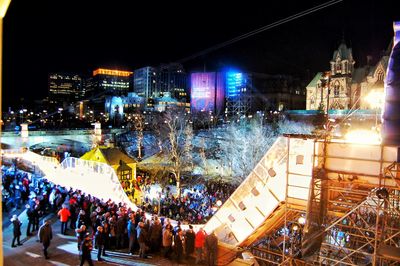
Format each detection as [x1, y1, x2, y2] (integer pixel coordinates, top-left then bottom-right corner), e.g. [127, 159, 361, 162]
[230, 214, 254, 244]
[288, 139, 315, 176]
[288, 186, 310, 200]
[326, 142, 382, 161]
[326, 158, 381, 176]
[288, 174, 312, 188]
[383, 146, 398, 162]
[252, 186, 279, 216]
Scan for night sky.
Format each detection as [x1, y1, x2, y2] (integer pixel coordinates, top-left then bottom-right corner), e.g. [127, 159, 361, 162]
[2, 0, 398, 110]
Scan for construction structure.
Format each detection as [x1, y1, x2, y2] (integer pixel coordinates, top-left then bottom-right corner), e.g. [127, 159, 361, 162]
[204, 21, 400, 265]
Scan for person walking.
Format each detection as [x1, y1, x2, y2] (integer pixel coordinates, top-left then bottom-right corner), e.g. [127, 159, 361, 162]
[38, 218, 53, 259]
[205, 231, 218, 266]
[11, 214, 22, 247]
[195, 227, 206, 264]
[58, 204, 71, 235]
[94, 226, 105, 261]
[80, 232, 94, 266]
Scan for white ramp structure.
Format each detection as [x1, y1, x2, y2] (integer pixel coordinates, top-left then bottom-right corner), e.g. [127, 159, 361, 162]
[203, 135, 400, 251]
[2, 150, 137, 210]
[203, 136, 315, 245]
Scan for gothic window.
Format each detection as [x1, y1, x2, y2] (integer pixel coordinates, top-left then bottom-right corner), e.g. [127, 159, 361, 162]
[336, 63, 341, 73]
[334, 81, 340, 97]
[377, 70, 384, 81]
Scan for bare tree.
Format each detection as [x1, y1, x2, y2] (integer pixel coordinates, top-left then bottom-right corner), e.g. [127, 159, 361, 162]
[217, 118, 312, 183]
[163, 109, 194, 197]
[133, 113, 144, 160]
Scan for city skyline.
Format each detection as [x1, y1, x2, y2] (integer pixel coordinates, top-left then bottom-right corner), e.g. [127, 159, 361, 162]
[3, 0, 397, 108]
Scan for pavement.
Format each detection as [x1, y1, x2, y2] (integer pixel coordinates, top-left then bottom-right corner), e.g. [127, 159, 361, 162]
[3, 207, 199, 266]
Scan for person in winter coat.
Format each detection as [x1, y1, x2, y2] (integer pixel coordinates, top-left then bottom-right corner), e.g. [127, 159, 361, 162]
[58, 204, 71, 235]
[205, 231, 218, 266]
[80, 232, 94, 266]
[94, 226, 105, 261]
[75, 224, 87, 251]
[149, 217, 162, 252]
[127, 214, 137, 255]
[185, 224, 196, 259]
[138, 222, 148, 258]
[11, 214, 22, 247]
[174, 228, 184, 263]
[26, 204, 35, 236]
[38, 218, 53, 259]
[195, 227, 206, 264]
[162, 223, 173, 259]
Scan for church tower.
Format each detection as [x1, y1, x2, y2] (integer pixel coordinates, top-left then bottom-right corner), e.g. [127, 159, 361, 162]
[328, 41, 355, 109]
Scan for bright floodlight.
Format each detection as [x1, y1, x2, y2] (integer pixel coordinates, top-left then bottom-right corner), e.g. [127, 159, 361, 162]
[298, 216, 306, 225]
[365, 90, 384, 109]
[344, 129, 381, 144]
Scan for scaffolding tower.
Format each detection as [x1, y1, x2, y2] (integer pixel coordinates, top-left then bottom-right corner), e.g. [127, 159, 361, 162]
[250, 136, 400, 266]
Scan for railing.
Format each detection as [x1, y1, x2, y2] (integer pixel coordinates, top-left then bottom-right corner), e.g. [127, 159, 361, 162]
[1, 148, 137, 211]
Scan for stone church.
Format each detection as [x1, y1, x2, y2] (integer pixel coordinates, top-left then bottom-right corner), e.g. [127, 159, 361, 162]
[306, 41, 390, 111]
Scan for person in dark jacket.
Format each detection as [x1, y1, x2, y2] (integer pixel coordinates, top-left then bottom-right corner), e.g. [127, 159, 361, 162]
[94, 226, 105, 261]
[185, 225, 196, 259]
[38, 219, 53, 259]
[75, 224, 87, 251]
[11, 214, 22, 247]
[80, 232, 94, 266]
[149, 217, 162, 252]
[26, 204, 35, 236]
[174, 228, 184, 263]
[127, 214, 137, 255]
[138, 222, 148, 258]
[205, 231, 218, 266]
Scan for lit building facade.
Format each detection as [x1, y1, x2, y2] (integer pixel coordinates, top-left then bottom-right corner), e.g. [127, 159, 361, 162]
[133, 66, 157, 99]
[306, 41, 389, 111]
[190, 72, 225, 116]
[225, 71, 252, 117]
[86, 68, 133, 97]
[48, 73, 84, 104]
[156, 63, 188, 101]
[105, 92, 145, 119]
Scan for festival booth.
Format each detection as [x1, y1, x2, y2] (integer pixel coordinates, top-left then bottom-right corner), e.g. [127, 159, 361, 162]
[80, 146, 142, 204]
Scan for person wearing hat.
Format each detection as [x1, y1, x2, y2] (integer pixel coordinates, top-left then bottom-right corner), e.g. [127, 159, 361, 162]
[11, 214, 22, 247]
[80, 232, 94, 266]
[38, 219, 53, 259]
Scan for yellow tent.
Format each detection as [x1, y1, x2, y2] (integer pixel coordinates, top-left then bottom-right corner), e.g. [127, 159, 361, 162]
[81, 146, 142, 204]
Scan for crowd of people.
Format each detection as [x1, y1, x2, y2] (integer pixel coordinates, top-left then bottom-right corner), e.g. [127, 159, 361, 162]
[139, 180, 236, 224]
[2, 164, 220, 265]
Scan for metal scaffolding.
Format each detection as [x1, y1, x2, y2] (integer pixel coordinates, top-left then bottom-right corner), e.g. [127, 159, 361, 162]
[250, 137, 400, 266]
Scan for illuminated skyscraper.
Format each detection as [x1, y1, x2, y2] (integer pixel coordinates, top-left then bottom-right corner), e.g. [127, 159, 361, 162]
[156, 63, 188, 100]
[48, 73, 84, 104]
[225, 71, 252, 117]
[133, 66, 157, 99]
[86, 68, 133, 97]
